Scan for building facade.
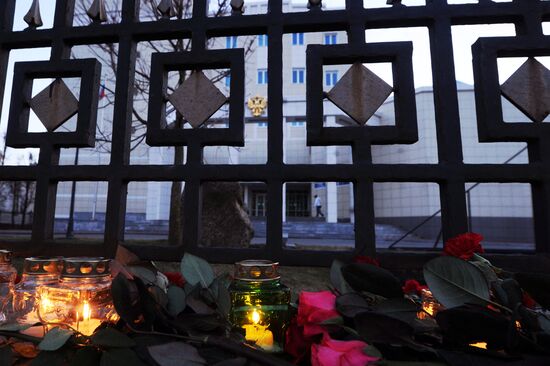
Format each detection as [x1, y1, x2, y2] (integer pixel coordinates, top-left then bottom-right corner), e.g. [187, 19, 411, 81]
[51, 0, 533, 245]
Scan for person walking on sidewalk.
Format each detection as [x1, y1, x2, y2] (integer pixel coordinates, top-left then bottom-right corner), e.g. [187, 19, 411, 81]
[314, 195, 325, 218]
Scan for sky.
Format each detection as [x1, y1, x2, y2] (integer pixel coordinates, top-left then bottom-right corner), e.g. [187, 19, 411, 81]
[0, 0, 548, 163]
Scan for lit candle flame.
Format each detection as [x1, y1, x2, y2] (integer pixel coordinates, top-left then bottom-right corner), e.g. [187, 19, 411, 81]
[251, 309, 260, 325]
[82, 301, 91, 321]
[470, 342, 487, 349]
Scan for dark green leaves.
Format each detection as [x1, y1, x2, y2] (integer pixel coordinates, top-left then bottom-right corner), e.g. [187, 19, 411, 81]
[91, 328, 136, 348]
[111, 273, 142, 326]
[436, 305, 513, 349]
[38, 327, 73, 351]
[100, 348, 147, 366]
[335, 292, 370, 318]
[424, 256, 490, 309]
[330, 260, 353, 294]
[341, 263, 403, 298]
[181, 253, 215, 288]
[167, 285, 187, 316]
[148, 342, 206, 366]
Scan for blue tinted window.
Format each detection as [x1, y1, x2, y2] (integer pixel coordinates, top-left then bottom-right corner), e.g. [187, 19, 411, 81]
[257, 69, 268, 84]
[325, 70, 338, 86]
[324, 33, 337, 45]
[292, 68, 305, 84]
[292, 33, 304, 45]
[226, 36, 238, 48]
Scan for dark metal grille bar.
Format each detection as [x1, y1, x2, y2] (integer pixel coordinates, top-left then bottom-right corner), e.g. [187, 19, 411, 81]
[0, 0, 549, 266]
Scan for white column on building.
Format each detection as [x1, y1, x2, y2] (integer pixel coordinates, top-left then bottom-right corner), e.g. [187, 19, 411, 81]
[325, 116, 338, 223]
[282, 117, 287, 222]
[282, 183, 287, 223]
[349, 184, 355, 224]
[243, 185, 249, 212]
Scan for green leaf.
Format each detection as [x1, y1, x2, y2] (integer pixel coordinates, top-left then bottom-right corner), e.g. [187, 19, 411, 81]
[181, 253, 215, 288]
[330, 260, 353, 294]
[539, 314, 550, 334]
[363, 344, 382, 359]
[167, 285, 187, 317]
[70, 347, 101, 366]
[91, 328, 136, 348]
[319, 316, 344, 326]
[336, 293, 370, 318]
[128, 266, 157, 286]
[423, 256, 490, 309]
[210, 273, 231, 316]
[111, 274, 143, 326]
[148, 342, 206, 366]
[101, 348, 147, 366]
[38, 327, 73, 351]
[470, 261, 498, 284]
[0, 323, 35, 332]
[31, 351, 66, 366]
[341, 263, 403, 298]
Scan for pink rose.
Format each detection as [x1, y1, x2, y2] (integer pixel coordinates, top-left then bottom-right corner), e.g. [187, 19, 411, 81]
[311, 334, 379, 366]
[297, 291, 340, 336]
[443, 232, 484, 260]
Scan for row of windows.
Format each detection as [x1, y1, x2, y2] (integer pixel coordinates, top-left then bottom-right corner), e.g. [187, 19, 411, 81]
[225, 33, 338, 49]
[223, 69, 339, 86]
[256, 121, 305, 127]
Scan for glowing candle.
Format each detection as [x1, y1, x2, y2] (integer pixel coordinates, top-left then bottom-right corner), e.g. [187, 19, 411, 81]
[75, 301, 102, 336]
[242, 309, 274, 351]
[470, 342, 487, 349]
[37, 258, 117, 337]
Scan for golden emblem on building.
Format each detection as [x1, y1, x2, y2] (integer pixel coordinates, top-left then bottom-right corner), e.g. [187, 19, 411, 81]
[247, 96, 267, 117]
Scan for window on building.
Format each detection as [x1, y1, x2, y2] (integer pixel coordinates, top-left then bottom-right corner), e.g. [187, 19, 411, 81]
[225, 75, 231, 87]
[325, 70, 338, 86]
[290, 121, 305, 127]
[226, 36, 238, 48]
[324, 33, 337, 45]
[258, 34, 268, 47]
[257, 69, 268, 84]
[258, 122, 268, 127]
[292, 68, 305, 84]
[292, 33, 304, 45]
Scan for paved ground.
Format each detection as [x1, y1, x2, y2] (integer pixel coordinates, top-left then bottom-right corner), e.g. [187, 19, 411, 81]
[0, 229, 534, 252]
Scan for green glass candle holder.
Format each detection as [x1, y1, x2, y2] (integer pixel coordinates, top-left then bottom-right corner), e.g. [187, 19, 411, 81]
[229, 260, 290, 352]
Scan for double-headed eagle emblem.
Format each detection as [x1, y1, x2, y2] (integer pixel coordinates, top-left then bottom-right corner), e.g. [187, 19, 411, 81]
[247, 96, 267, 117]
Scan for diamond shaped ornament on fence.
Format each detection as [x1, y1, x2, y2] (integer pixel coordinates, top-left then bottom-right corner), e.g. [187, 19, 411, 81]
[168, 71, 228, 129]
[327, 62, 393, 126]
[29, 79, 79, 132]
[501, 57, 550, 123]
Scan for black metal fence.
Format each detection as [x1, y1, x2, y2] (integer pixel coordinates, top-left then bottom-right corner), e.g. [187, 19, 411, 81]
[1, 0, 549, 266]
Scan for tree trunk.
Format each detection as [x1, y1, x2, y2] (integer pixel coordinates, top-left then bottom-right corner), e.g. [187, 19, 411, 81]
[168, 114, 185, 245]
[10, 182, 18, 226]
[20, 181, 30, 226]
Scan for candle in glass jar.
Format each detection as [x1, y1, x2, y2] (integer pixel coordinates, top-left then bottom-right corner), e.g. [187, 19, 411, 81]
[242, 309, 274, 351]
[74, 300, 102, 336]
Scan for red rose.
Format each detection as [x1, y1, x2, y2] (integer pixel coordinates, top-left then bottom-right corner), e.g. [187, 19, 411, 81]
[297, 291, 340, 337]
[352, 256, 380, 267]
[443, 232, 484, 260]
[522, 292, 537, 309]
[402, 279, 427, 296]
[285, 316, 314, 363]
[311, 333, 379, 366]
[164, 272, 185, 288]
